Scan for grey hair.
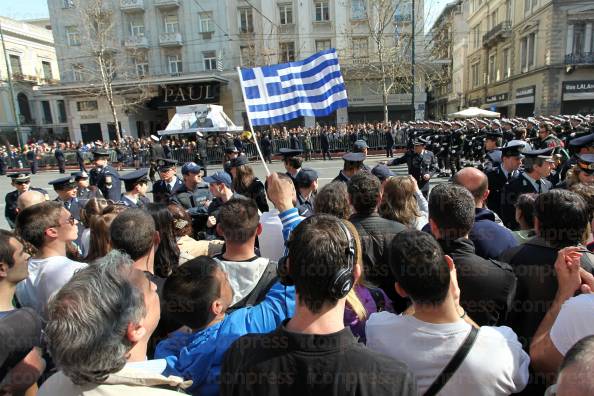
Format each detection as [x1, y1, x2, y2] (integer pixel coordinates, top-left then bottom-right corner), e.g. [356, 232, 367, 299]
[45, 250, 146, 385]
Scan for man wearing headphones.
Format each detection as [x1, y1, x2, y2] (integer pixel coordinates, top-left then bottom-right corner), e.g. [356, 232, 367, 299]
[220, 215, 417, 396]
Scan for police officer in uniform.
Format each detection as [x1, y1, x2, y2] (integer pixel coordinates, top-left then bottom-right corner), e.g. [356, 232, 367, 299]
[223, 145, 240, 176]
[54, 143, 66, 174]
[152, 158, 183, 204]
[480, 131, 503, 172]
[88, 148, 121, 202]
[500, 148, 555, 230]
[119, 168, 151, 208]
[388, 138, 438, 198]
[4, 173, 49, 229]
[72, 171, 103, 200]
[172, 162, 212, 235]
[295, 167, 318, 217]
[485, 142, 524, 217]
[149, 135, 166, 182]
[353, 140, 372, 173]
[26, 145, 38, 175]
[279, 148, 303, 189]
[0, 147, 6, 175]
[194, 132, 208, 176]
[76, 142, 86, 172]
[49, 176, 81, 221]
[558, 133, 594, 182]
[333, 152, 366, 184]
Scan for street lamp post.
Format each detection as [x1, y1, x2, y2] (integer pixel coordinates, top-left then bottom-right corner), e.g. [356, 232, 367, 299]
[411, 0, 415, 121]
[0, 21, 23, 149]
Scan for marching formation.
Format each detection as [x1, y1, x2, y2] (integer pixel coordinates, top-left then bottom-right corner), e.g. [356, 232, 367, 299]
[1, 113, 594, 396]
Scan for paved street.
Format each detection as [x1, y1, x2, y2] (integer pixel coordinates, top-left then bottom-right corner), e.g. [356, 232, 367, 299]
[0, 154, 450, 230]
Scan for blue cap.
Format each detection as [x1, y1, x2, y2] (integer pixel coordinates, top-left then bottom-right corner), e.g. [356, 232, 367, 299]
[279, 148, 302, 158]
[92, 148, 110, 157]
[230, 156, 249, 167]
[224, 145, 239, 153]
[570, 133, 594, 148]
[295, 167, 319, 188]
[181, 162, 202, 175]
[71, 171, 89, 180]
[353, 140, 369, 151]
[371, 164, 395, 181]
[120, 168, 149, 184]
[204, 171, 232, 188]
[156, 158, 177, 171]
[577, 154, 594, 174]
[500, 142, 525, 158]
[342, 152, 366, 163]
[522, 147, 554, 160]
[49, 176, 76, 190]
[8, 173, 30, 183]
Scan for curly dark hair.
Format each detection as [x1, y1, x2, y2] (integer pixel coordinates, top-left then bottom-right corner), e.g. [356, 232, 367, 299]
[315, 182, 352, 219]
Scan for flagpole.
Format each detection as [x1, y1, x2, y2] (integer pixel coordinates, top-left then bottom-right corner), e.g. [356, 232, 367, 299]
[237, 66, 271, 176]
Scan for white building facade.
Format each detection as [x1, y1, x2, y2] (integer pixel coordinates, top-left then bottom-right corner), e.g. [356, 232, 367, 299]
[44, 0, 425, 143]
[0, 16, 67, 145]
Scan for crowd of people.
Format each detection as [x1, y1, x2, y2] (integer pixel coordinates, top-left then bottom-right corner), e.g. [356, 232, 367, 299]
[2, 113, 594, 395]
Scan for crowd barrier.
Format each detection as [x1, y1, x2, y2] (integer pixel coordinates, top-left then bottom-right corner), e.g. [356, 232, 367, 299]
[2, 130, 409, 170]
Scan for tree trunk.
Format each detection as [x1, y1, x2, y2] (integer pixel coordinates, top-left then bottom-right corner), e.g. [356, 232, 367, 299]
[108, 100, 121, 142]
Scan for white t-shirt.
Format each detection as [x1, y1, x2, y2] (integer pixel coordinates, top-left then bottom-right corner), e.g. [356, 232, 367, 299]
[366, 312, 530, 396]
[216, 256, 271, 306]
[550, 294, 594, 356]
[16, 256, 87, 316]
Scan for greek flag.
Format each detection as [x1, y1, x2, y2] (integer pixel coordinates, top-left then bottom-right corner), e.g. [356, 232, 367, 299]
[238, 48, 349, 126]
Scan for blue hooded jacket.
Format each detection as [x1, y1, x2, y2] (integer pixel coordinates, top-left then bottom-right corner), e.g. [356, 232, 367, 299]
[155, 282, 295, 396]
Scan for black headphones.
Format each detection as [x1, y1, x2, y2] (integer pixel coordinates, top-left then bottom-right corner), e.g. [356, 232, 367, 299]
[277, 220, 355, 300]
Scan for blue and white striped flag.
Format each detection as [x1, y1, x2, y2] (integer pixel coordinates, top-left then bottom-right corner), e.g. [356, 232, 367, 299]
[238, 48, 349, 126]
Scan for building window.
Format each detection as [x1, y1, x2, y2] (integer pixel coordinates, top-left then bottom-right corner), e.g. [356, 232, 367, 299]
[394, 2, 412, 22]
[520, 32, 536, 72]
[502, 47, 511, 78]
[57, 100, 67, 123]
[472, 25, 480, 49]
[240, 45, 256, 66]
[505, 0, 512, 22]
[41, 101, 53, 124]
[66, 26, 81, 46]
[524, 0, 537, 15]
[134, 54, 149, 77]
[314, 1, 330, 22]
[279, 42, 295, 62]
[279, 4, 293, 25]
[488, 52, 497, 83]
[167, 54, 182, 75]
[164, 14, 179, 33]
[203, 51, 217, 70]
[199, 12, 214, 33]
[8, 55, 22, 76]
[76, 101, 98, 112]
[315, 39, 331, 52]
[239, 8, 254, 33]
[489, 11, 497, 30]
[129, 16, 145, 36]
[42, 61, 53, 80]
[351, 0, 366, 20]
[72, 64, 83, 81]
[471, 62, 480, 87]
[352, 37, 368, 61]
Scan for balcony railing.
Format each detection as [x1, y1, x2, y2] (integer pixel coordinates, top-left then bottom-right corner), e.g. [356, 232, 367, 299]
[565, 52, 594, 65]
[482, 21, 511, 47]
[159, 32, 183, 47]
[120, 0, 144, 11]
[154, 0, 179, 8]
[124, 35, 149, 49]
